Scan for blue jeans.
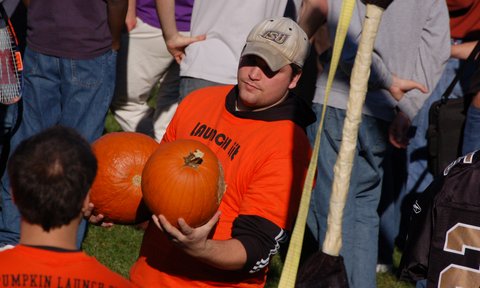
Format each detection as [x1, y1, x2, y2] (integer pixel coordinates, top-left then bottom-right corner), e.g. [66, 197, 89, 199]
[0, 104, 17, 138]
[378, 57, 475, 264]
[0, 103, 18, 245]
[416, 279, 427, 288]
[306, 105, 388, 288]
[0, 47, 117, 247]
[0, 104, 17, 182]
[463, 104, 480, 154]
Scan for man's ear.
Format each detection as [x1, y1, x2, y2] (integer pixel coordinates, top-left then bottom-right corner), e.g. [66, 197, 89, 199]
[288, 71, 303, 90]
[82, 191, 91, 211]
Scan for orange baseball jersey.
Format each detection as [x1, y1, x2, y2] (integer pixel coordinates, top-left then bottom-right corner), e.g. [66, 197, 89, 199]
[130, 85, 315, 287]
[0, 245, 133, 288]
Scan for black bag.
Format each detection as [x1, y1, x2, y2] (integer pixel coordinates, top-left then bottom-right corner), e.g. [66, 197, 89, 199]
[296, 251, 349, 288]
[400, 151, 480, 287]
[427, 97, 469, 177]
[398, 176, 444, 282]
[427, 42, 480, 177]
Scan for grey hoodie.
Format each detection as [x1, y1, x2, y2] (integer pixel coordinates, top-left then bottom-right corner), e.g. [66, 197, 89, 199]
[313, 0, 451, 121]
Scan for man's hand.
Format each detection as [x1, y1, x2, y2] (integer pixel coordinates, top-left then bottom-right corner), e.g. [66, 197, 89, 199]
[107, 0, 128, 51]
[152, 211, 220, 258]
[153, 211, 247, 270]
[125, 0, 137, 32]
[388, 111, 411, 149]
[388, 74, 428, 101]
[155, 0, 205, 63]
[165, 33, 206, 64]
[82, 203, 114, 228]
[125, 9, 137, 32]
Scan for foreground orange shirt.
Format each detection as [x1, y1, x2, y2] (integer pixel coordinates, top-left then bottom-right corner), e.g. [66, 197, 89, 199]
[0, 245, 132, 288]
[130, 86, 312, 287]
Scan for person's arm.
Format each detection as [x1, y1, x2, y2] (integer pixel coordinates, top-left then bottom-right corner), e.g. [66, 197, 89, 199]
[394, 1, 450, 121]
[125, 0, 137, 32]
[388, 2, 450, 148]
[387, 75, 428, 148]
[451, 41, 479, 60]
[107, 0, 128, 51]
[155, 0, 177, 40]
[387, 75, 428, 102]
[388, 111, 411, 149]
[155, 0, 205, 63]
[298, 0, 328, 38]
[154, 210, 293, 272]
[154, 212, 248, 270]
[298, 0, 330, 75]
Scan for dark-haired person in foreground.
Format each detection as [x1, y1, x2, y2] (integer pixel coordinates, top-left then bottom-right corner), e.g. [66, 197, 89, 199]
[0, 126, 132, 287]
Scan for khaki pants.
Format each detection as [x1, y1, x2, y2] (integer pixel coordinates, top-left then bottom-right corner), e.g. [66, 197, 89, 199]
[112, 18, 189, 141]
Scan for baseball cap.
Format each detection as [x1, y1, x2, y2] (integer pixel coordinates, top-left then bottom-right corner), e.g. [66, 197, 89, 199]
[241, 17, 309, 72]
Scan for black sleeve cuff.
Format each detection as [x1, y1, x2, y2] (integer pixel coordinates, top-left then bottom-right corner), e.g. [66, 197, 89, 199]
[231, 215, 288, 273]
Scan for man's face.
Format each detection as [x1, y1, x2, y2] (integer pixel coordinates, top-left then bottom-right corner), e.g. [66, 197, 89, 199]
[236, 55, 301, 111]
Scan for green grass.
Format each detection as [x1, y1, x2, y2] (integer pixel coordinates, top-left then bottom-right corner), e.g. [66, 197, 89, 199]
[104, 110, 123, 134]
[84, 113, 415, 287]
[83, 225, 143, 278]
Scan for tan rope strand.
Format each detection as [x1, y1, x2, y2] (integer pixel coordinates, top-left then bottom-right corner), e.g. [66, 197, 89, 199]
[322, 4, 385, 256]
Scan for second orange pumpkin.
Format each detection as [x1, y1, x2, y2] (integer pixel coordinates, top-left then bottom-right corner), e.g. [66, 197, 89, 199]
[90, 132, 158, 224]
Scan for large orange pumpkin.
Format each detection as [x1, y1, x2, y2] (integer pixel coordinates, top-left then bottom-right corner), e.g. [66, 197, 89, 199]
[90, 132, 158, 224]
[142, 139, 225, 228]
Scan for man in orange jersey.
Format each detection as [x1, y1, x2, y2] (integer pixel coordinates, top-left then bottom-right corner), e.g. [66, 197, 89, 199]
[129, 17, 315, 287]
[0, 126, 132, 288]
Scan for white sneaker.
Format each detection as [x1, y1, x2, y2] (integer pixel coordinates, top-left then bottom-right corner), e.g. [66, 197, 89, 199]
[0, 244, 15, 252]
[376, 264, 392, 273]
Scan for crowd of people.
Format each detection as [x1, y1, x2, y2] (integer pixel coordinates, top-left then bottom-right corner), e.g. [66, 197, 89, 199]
[0, 0, 479, 287]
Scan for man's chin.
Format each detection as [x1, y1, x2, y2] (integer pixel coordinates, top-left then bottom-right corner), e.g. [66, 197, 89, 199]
[238, 91, 255, 104]
[236, 97, 257, 111]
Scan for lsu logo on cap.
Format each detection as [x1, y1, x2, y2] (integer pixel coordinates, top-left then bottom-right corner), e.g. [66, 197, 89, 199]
[261, 31, 288, 45]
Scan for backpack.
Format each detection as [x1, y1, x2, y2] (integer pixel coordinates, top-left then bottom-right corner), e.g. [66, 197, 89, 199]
[399, 150, 480, 287]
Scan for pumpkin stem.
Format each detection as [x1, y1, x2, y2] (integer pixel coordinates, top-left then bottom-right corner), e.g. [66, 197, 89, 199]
[184, 149, 204, 168]
[132, 175, 142, 187]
